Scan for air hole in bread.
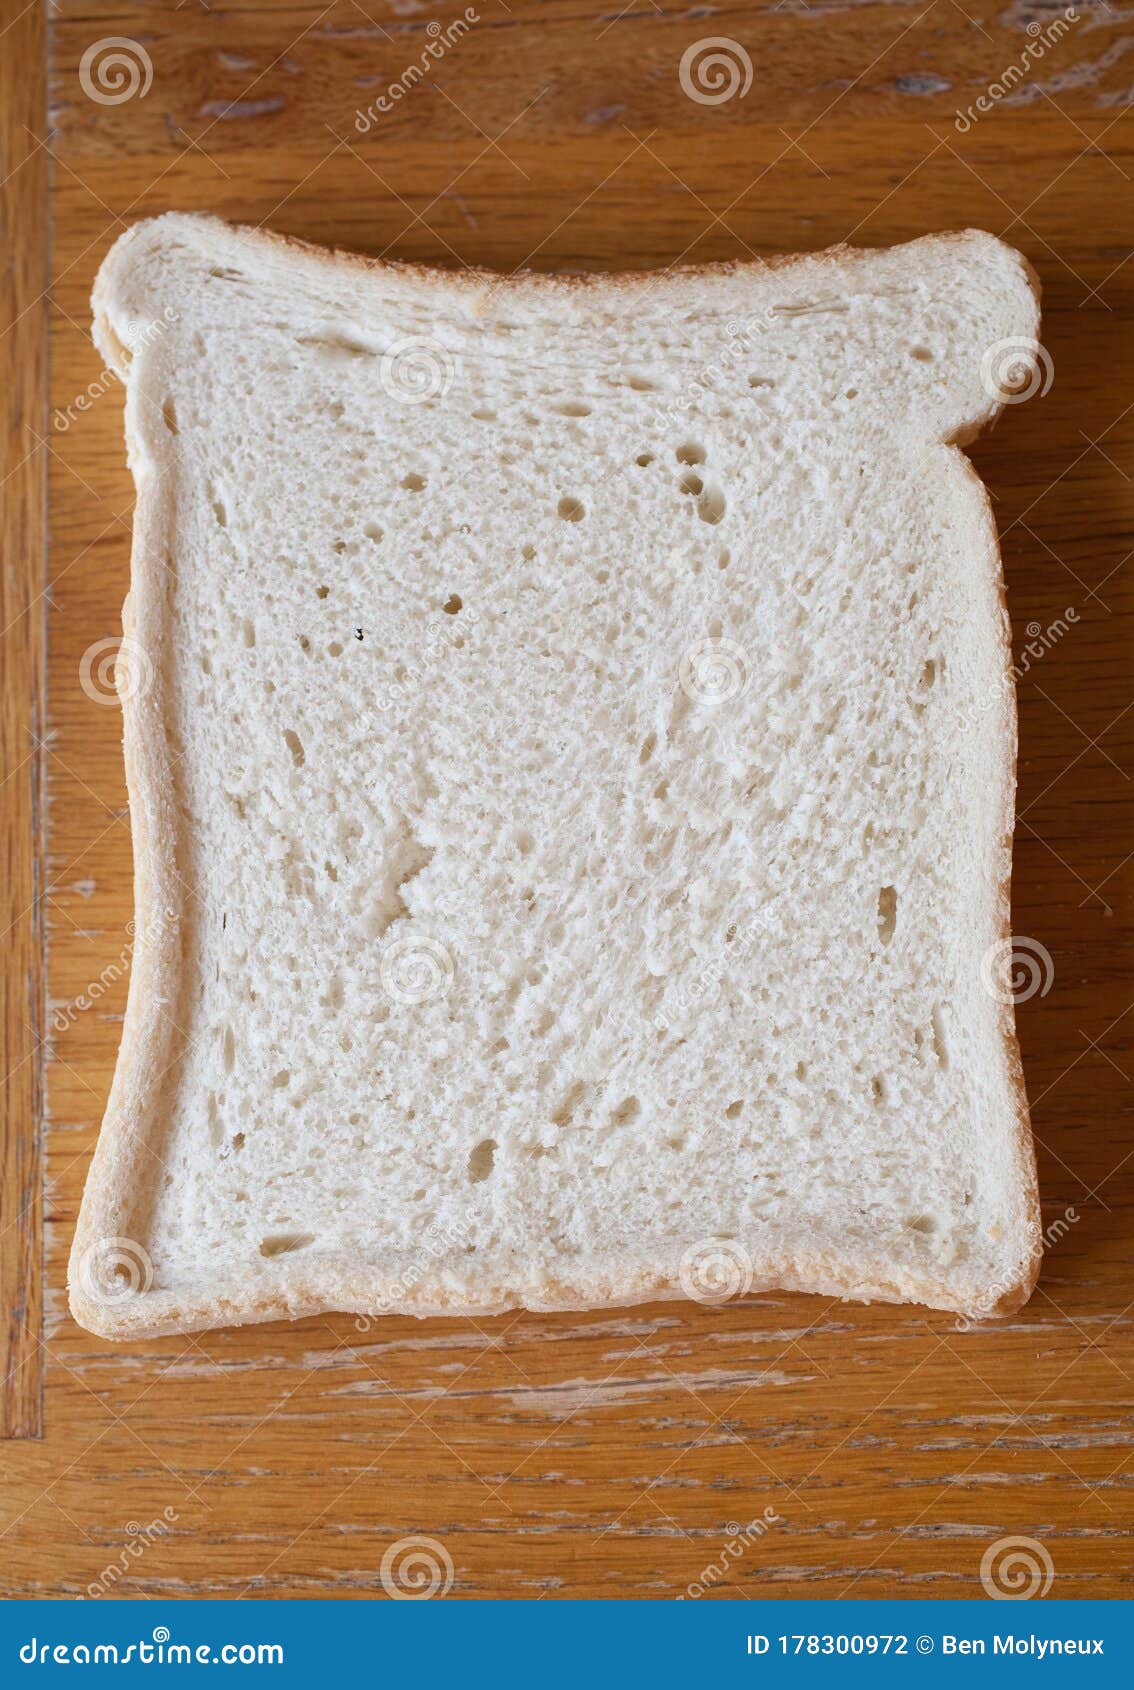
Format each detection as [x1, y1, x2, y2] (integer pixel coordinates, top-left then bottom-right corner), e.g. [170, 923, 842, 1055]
[162, 397, 179, 435]
[316, 585, 329, 599]
[296, 329, 377, 357]
[639, 731, 657, 765]
[877, 885, 897, 945]
[725, 1099, 744, 1119]
[231, 1132, 245, 1151]
[920, 658, 938, 690]
[717, 548, 730, 570]
[471, 407, 497, 422]
[328, 642, 343, 657]
[610, 1096, 640, 1127]
[552, 1080, 586, 1127]
[626, 373, 659, 391]
[401, 471, 426, 492]
[283, 728, 306, 768]
[910, 346, 935, 362]
[271, 1070, 290, 1089]
[748, 375, 775, 389]
[212, 497, 228, 528]
[468, 1138, 497, 1183]
[221, 1027, 236, 1074]
[363, 523, 383, 543]
[871, 1075, 887, 1105]
[906, 1213, 937, 1234]
[260, 1232, 315, 1257]
[558, 496, 585, 522]
[679, 470, 704, 496]
[242, 619, 255, 648]
[557, 401, 592, 417]
[635, 452, 655, 467]
[298, 635, 311, 654]
[697, 484, 726, 525]
[676, 443, 706, 465]
[443, 593, 463, 614]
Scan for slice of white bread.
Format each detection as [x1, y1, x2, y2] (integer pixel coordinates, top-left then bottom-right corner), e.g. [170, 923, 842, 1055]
[68, 214, 1042, 1339]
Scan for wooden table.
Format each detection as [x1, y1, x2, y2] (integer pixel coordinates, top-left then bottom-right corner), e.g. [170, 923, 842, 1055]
[2, 0, 1131, 1599]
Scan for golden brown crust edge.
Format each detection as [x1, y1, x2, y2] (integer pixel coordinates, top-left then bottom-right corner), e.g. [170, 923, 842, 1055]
[89, 211, 1031, 310]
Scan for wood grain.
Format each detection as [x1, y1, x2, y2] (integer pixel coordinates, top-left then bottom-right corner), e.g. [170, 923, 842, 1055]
[2, 0, 1132, 1595]
[0, 0, 47, 1441]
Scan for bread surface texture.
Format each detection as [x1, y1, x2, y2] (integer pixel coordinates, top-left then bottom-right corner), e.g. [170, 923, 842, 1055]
[69, 215, 1042, 1339]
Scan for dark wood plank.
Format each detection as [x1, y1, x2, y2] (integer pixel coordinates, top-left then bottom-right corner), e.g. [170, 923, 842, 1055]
[0, 0, 48, 1439]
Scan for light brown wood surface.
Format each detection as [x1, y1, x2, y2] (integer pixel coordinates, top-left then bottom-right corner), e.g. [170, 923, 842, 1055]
[2, 0, 1132, 1598]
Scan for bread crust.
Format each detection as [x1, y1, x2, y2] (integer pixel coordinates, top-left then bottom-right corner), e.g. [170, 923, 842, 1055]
[68, 217, 1043, 1340]
[952, 453, 1043, 1316]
